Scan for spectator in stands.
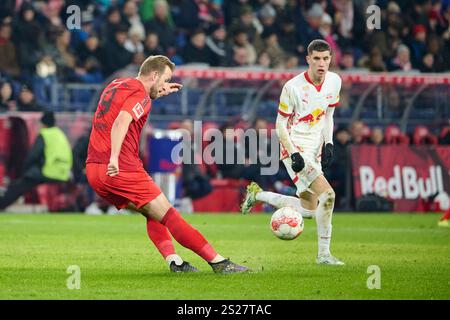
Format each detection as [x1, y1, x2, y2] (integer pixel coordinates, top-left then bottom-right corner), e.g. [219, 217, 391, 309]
[71, 126, 94, 212]
[182, 29, 214, 65]
[0, 1, 14, 22]
[98, 7, 124, 41]
[388, 44, 413, 71]
[349, 120, 365, 144]
[77, 34, 101, 67]
[0, 23, 20, 78]
[228, 5, 263, 53]
[13, 3, 44, 78]
[229, 46, 251, 67]
[370, 127, 385, 145]
[327, 127, 352, 209]
[385, 87, 404, 114]
[40, 28, 76, 81]
[144, 0, 176, 53]
[180, 119, 213, 200]
[216, 122, 259, 182]
[339, 48, 355, 70]
[67, 10, 96, 50]
[319, 13, 341, 68]
[124, 27, 145, 54]
[361, 47, 388, 72]
[410, 0, 432, 29]
[257, 51, 271, 68]
[41, 0, 64, 29]
[420, 52, 437, 72]
[333, 0, 354, 42]
[196, 0, 225, 30]
[0, 111, 73, 211]
[409, 24, 428, 68]
[72, 128, 90, 185]
[283, 54, 299, 69]
[426, 34, 448, 71]
[258, 3, 276, 32]
[100, 24, 133, 76]
[231, 28, 257, 66]
[0, 80, 14, 112]
[273, 1, 298, 54]
[247, 117, 274, 189]
[33, 53, 58, 105]
[174, 0, 202, 32]
[144, 32, 165, 56]
[123, 0, 146, 42]
[260, 28, 286, 69]
[74, 34, 104, 83]
[297, 3, 323, 58]
[205, 24, 230, 67]
[16, 86, 45, 112]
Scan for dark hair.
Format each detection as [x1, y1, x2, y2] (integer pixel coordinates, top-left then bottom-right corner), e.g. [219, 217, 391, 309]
[41, 111, 55, 127]
[307, 39, 332, 55]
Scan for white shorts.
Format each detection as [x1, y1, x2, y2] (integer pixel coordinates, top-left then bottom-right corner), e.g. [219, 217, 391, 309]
[282, 151, 323, 196]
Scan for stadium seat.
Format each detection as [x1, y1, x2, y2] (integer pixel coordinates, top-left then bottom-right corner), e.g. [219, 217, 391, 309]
[36, 182, 82, 212]
[412, 125, 438, 145]
[384, 124, 410, 145]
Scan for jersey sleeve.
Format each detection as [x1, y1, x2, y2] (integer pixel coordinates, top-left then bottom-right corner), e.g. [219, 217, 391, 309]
[278, 84, 294, 117]
[121, 92, 148, 121]
[329, 75, 342, 108]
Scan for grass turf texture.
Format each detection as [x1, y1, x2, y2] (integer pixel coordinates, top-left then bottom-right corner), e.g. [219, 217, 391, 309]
[0, 213, 449, 300]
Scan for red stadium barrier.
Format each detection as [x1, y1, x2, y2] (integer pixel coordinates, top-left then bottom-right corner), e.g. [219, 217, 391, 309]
[173, 68, 450, 84]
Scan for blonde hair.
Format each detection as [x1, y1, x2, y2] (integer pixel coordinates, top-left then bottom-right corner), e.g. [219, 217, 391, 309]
[138, 55, 175, 76]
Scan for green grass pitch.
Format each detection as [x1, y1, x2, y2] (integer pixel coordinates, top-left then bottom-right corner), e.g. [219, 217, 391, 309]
[0, 213, 449, 300]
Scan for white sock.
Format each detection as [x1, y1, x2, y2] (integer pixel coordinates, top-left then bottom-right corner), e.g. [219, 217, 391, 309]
[165, 254, 183, 266]
[210, 254, 226, 263]
[255, 191, 316, 218]
[316, 190, 335, 257]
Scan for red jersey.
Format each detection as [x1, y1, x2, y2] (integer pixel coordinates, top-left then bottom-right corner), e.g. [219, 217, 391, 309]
[86, 78, 151, 171]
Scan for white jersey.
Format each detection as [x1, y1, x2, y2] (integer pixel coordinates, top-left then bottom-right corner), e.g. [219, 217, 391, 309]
[278, 71, 341, 160]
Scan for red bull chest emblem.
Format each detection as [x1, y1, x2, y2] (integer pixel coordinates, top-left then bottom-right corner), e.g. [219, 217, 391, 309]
[296, 108, 325, 126]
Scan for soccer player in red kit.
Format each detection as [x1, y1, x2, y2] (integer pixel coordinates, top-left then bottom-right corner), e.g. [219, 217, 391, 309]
[86, 55, 249, 273]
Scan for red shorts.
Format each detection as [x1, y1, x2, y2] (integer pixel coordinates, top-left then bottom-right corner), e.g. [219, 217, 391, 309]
[86, 163, 162, 209]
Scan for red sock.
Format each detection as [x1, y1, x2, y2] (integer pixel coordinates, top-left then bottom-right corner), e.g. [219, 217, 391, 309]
[161, 207, 217, 262]
[441, 208, 450, 221]
[146, 218, 175, 259]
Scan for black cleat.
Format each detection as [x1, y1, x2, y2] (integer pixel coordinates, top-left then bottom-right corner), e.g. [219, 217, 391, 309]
[209, 259, 250, 274]
[170, 261, 200, 273]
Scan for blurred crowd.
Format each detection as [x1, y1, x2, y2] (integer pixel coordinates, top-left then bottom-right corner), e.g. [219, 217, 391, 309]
[176, 117, 449, 211]
[1, 0, 450, 109]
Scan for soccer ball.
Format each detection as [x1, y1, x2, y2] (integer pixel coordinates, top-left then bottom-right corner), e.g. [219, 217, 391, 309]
[270, 207, 304, 240]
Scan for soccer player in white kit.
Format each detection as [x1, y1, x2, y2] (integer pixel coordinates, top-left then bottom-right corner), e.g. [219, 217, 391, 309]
[241, 40, 344, 265]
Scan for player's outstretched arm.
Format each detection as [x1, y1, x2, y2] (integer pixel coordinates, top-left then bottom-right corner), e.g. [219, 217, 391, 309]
[108, 111, 133, 176]
[157, 82, 183, 98]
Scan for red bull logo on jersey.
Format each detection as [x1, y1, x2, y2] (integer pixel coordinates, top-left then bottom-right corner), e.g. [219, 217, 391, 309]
[296, 108, 325, 126]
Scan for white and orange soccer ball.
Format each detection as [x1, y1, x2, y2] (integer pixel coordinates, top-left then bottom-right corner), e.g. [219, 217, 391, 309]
[270, 207, 304, 240]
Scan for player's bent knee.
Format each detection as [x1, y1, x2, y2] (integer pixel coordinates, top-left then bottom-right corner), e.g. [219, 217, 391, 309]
[318, 189, 336, 210]
[319, 189, 336, 202]
[142, 194, 172, 222]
